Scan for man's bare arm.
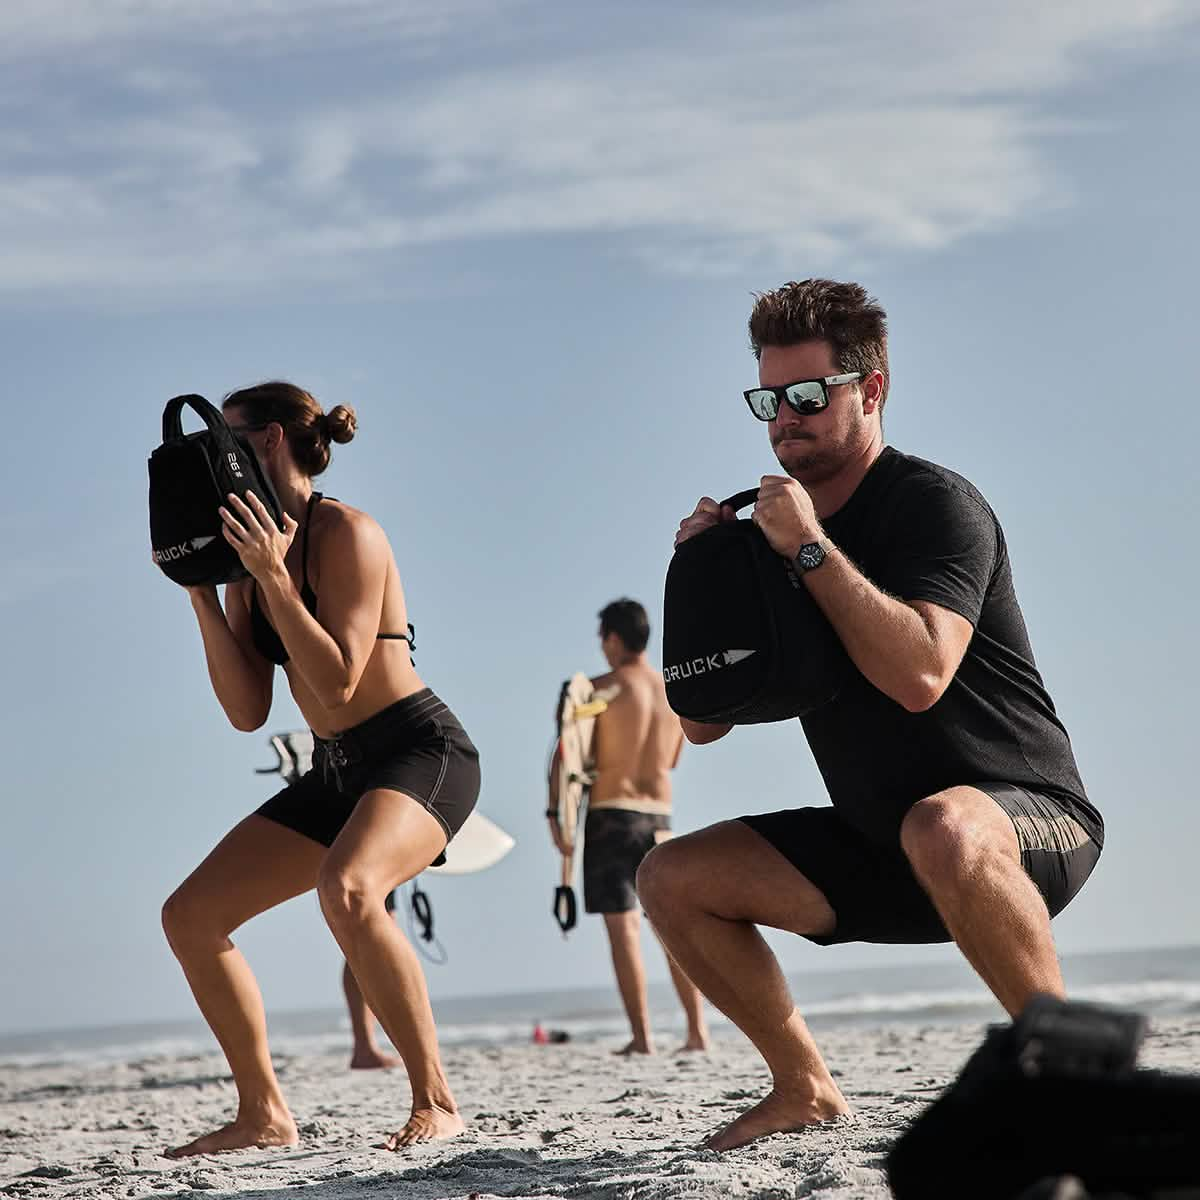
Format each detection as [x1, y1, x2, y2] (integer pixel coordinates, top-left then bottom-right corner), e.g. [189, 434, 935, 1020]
[681, 717, 733, 746]
[753, 475, 973, 712]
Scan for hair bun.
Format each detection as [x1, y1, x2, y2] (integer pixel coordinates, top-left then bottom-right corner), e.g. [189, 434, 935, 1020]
[324, 404, 357, 444]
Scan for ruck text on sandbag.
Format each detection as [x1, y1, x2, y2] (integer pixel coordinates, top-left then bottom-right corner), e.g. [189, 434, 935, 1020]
[153, 535, 216, 564]
[663, 649, 756, 683]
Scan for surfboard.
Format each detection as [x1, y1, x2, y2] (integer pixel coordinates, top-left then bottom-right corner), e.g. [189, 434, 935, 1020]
[551, 673, 611, 932]
[427, 812, 514, 875]
[257, 729, 514, 876]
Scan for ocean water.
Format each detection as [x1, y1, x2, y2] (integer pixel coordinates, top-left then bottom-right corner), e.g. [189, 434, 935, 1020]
[2, 944, 1198, 1069]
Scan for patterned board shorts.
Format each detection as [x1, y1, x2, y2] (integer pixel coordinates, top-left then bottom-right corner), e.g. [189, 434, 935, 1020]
[582, 808, 671, 914]
[740, 782, 1101, 945]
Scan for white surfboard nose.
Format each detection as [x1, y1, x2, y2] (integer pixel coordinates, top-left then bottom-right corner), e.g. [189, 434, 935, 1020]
[426, 811, 515, 875]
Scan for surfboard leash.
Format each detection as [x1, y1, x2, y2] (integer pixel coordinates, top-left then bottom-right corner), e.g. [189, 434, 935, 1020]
[402, 881, 448, 965]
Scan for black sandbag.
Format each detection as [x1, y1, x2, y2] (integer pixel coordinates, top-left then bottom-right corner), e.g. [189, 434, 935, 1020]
[887, 995, 1200, 1200]
[149, 393, 284, 587]
[661, 488, 850, 724]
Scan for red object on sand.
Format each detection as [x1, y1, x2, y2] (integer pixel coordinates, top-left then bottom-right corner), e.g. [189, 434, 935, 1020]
[532, 1022, 549, 1045]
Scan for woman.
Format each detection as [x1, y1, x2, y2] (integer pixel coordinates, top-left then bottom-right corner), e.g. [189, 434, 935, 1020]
[161, 381, 479, 1157]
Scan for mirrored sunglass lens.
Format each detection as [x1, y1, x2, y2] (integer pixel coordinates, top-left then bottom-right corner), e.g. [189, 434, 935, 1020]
[747, 390, 778, 419]
[785, 382, 826, 412]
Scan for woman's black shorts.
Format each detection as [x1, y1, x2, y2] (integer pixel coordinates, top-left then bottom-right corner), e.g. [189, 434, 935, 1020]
[257, 689, 480, 866]
[739, 782, 1101, 946]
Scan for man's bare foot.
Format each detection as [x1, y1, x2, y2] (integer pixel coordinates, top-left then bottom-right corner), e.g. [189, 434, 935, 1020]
[349, 1048, 402, 1070]
[674, 1035, 710, 1054]
[613, 1038, 654, 1056]
[705, 1085, 849, 1152]
[165, 1114, 299, 1159]
[383, 1105, 466, 1149]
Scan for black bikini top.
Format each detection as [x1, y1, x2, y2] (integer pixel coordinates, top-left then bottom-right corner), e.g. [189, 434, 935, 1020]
[249, 492, 415, 667]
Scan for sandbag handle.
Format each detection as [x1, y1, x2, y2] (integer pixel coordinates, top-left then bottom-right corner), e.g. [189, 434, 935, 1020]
[720, 487, 759, 513]
[161, 393, 228, 443]
[159, 391, 286, 534]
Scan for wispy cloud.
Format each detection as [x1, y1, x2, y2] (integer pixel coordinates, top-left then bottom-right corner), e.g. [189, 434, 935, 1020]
[1, 0, 1196, 302]
[0, 0, 501, 56]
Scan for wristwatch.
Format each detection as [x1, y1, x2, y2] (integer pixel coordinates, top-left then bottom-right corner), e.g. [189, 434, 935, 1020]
[793, 535, 834, 574]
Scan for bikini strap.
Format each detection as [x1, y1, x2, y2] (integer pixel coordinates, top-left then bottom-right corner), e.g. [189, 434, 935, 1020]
[377, 623, 416, 649]
[300, 492, 322, 590]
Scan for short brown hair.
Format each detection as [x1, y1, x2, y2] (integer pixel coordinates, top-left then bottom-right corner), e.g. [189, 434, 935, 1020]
[748, 279, 890, 410]
[223, 381, 356, 477]
[598, 598, 650, 654]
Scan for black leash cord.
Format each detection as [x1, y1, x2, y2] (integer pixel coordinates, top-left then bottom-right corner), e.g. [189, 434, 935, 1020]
[403, 882, 447, 965]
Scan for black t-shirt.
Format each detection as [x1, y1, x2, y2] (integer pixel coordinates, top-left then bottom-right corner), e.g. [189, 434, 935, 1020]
[802, 446, 1102, 849]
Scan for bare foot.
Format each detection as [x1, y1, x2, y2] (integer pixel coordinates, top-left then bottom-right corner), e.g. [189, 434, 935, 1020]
[165, 1114, 299, 1159]
[674, 1036, 710, 1054]
[383, 1105, 466, 1150]
[613, 1038, 655, 1056]
[705, 1085, 849, 1152]
[349, 1049, 402, 1070]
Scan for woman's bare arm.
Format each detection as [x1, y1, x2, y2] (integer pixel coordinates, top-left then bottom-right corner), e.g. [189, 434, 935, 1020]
[188, 582, 274, 731]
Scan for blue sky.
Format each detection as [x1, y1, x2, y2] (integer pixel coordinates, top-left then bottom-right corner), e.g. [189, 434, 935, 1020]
[2, 0, 1198, 1036]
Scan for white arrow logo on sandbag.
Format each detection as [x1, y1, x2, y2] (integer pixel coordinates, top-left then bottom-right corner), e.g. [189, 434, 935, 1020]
[722, 649, 756, 666]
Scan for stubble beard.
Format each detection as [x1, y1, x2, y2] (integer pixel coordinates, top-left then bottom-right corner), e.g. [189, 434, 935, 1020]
[773, 438, 844, 485]
[773, 414, 865, 485]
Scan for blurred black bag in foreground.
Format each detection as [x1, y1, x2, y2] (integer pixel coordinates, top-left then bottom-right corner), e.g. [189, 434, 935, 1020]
[887, 995, 1200, 1200]
[661, 488, 850, 724]
[149, 393, 284, 587]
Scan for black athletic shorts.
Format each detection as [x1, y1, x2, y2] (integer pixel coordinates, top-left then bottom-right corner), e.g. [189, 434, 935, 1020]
[257, 689, 480, 866]
[739, 783, 1101, 946]
[583, 808, 671, 914]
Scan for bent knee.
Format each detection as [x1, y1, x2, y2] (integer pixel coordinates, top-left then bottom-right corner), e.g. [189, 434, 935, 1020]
[161, 885, 223, 950]
[901, 791, 1010, 880]
[316, 866, 382, 928]
[636, 839, 699, 914]
[160, 889, 185, 943]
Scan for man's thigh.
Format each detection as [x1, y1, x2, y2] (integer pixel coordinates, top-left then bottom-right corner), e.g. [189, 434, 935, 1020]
[739, 807, 953, 946]
[644, 818, 838, 938]
[970, 783, 1102, 918]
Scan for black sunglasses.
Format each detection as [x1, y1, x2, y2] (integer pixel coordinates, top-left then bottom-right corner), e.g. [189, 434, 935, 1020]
[743, 372, 862, 421]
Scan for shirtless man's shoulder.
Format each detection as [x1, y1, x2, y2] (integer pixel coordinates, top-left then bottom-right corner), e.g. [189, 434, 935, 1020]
[590, 661, 663, 704]
[590, 667, 620, 693]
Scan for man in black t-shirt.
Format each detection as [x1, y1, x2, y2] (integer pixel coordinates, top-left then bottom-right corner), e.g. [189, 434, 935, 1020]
[638, 278, 1102, 1152]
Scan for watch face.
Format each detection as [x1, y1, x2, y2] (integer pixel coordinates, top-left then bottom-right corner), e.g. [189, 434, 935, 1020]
[797, 543, 824, 570]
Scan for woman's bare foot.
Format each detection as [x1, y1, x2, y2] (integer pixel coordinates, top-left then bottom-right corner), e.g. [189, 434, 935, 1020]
[383, 1105, 466, 1150]
[675, 1033, 710, 1053]
[165, 1113, 299, 1159]
[613, 1038, 654, 1056]
[349, 1048, 402, 1070]
[705, 1084, 849, 1152]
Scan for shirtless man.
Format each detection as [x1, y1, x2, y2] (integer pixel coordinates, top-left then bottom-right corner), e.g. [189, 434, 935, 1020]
[548, 599, 709, 1055]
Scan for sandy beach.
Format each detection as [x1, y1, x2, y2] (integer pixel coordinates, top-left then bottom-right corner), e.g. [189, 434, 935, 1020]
[2, 1015, 1196, 1199]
